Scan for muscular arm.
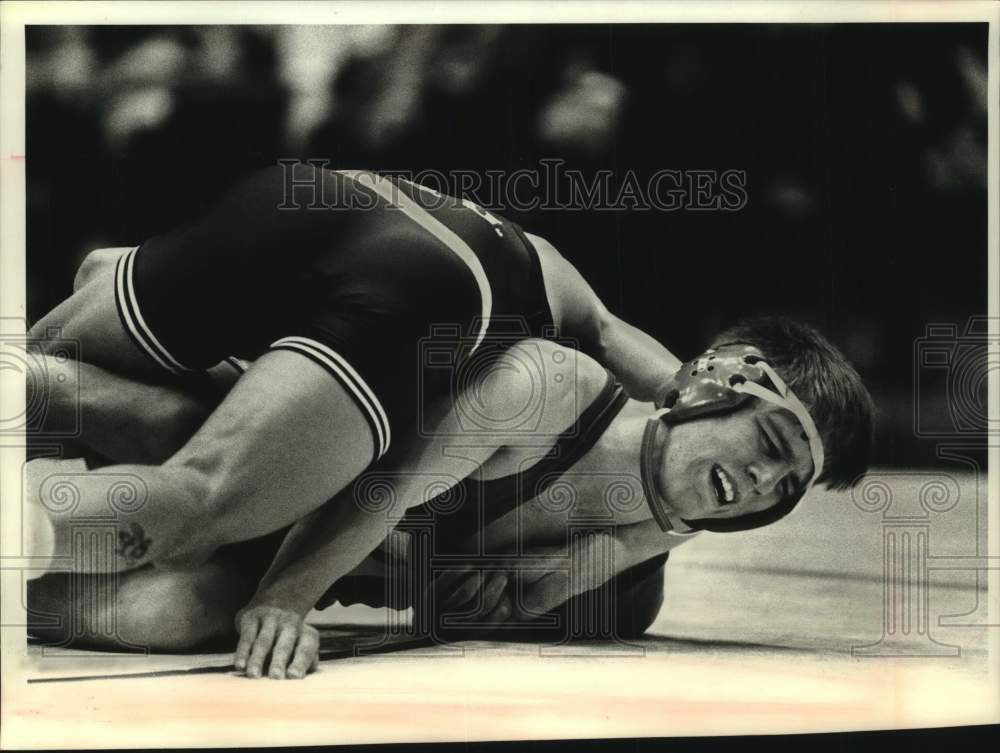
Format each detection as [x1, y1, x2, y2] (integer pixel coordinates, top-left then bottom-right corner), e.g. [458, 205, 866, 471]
[529, 233, 682, 402]
[592, 310, 682, 403]
[244, 339, 595, 617]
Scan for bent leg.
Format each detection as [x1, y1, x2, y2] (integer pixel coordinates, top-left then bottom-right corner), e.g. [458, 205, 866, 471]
[28, 349, 375, 573]
[28, 247, 206, 461]
[29, 255, 169, 381]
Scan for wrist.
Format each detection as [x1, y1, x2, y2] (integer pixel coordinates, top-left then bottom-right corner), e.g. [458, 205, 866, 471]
[248, 585, 314, 616]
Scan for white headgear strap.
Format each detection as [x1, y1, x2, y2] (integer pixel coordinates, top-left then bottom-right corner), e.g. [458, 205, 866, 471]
[732, 362, 825, 490]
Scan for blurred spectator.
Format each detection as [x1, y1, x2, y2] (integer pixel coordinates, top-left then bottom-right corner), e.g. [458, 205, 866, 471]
[25, 23, 989, 469]
[273, 25, 397, 150]
[537, 66, 627, 156]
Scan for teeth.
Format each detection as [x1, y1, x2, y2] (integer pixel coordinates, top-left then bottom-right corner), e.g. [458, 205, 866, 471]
[714, 467, 735, 503]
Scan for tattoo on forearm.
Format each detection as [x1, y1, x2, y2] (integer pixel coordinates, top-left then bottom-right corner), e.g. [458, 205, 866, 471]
[116, 522, 152, 565]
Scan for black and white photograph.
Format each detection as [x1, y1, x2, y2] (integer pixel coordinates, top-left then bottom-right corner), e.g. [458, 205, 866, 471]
[1, 1, 997, 747]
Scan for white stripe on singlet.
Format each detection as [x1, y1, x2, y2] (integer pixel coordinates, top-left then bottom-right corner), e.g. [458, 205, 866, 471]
[337, 170, 493, 352]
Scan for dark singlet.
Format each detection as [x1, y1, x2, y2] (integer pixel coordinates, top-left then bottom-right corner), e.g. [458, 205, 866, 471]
[321, 371, 668, 617]
[224, 370, 669, 636]
[117, 165, 557, 464]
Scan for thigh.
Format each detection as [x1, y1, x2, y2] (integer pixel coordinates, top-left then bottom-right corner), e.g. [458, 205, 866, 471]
[163, 348, 377, 553]
[29, 263, 167, 380]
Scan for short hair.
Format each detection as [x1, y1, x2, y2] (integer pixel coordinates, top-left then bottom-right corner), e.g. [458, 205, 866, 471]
[681, 316, 874, 534]
[712, 315, 875, 492]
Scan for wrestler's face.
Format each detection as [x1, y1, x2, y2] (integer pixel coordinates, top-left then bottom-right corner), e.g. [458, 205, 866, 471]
[654, 400, 815, 523]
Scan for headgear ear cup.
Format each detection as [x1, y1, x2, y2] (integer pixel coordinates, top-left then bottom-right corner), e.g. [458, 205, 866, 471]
[639, 417, 687, 533]
[640, 343, 825, 534]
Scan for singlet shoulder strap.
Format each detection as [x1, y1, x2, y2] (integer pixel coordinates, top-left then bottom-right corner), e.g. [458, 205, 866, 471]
[499, 369, 627, 512]
[407, 369, 629, 538]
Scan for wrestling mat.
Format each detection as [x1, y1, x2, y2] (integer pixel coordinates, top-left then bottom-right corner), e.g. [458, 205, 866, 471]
[4, 470, 997, 745]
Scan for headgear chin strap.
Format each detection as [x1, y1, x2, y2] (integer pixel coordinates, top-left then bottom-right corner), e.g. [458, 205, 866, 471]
[640, 343, 826, 534]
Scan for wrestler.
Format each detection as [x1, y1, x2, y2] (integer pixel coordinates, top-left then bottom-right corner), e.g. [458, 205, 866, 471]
[28, 317, 873, 679]
[24, 163, 681, 579]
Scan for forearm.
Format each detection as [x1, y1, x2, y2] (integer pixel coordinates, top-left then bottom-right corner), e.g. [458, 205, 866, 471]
[597, 314, 682, 403]
[27, 456, 216, 572]
[248, 497, 396, 615]
[531, 234, 680, 402]
[248, 438, 493, 616]
[248, 458, 483, 616]
[245, 342, 565, 616]
[248, 426, 504, 615]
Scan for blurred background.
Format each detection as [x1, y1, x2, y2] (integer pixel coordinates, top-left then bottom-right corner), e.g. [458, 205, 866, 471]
[25, 23, 989, 470]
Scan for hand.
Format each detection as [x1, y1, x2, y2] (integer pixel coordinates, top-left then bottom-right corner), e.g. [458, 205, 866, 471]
[431, 567, 513, 626]
[422, 531, 653, 634]
[234, 605, 320, 679]
[427, 551, 603, 631]
[427, 567, 570, 634]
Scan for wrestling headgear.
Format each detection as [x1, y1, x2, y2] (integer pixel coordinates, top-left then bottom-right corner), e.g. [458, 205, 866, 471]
[640, 343, 825, 535]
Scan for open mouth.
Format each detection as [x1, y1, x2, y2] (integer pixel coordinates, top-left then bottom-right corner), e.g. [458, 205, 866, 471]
[710, 464, 736, 506]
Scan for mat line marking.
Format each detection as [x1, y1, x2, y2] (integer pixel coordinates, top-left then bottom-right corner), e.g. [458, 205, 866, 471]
[26, 635, 436, 684]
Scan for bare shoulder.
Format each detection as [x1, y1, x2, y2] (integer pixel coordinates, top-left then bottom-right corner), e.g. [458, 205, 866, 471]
[467, 339, 607, 439]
